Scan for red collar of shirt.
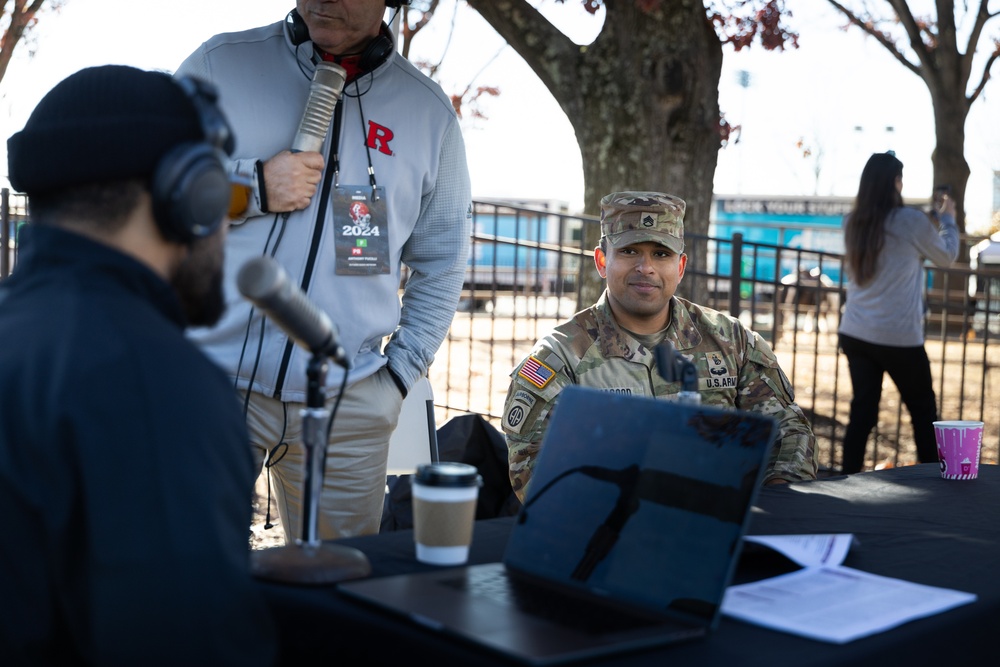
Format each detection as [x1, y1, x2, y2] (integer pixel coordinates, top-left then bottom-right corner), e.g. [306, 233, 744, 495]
[318, 52, 364, 82]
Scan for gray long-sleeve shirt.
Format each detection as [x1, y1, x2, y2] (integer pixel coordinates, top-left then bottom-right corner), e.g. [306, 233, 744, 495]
[177, 21, 472, 400]
[839, 207, 959, 347]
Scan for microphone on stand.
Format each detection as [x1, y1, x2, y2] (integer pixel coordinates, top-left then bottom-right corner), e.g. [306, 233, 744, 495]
[291, 61, 347, 153]
[241, 65, 361, 586]
[240, 253, 370, 585]
[237, 255, 347, 366]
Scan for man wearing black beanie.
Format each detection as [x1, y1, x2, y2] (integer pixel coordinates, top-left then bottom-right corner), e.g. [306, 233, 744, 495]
[0, 65, 276, 665]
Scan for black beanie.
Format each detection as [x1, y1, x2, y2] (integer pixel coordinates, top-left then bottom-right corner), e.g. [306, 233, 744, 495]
[7, 65, 209, 195]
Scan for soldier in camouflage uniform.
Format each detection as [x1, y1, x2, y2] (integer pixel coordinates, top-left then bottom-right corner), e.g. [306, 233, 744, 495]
[502, 191, 818, 502]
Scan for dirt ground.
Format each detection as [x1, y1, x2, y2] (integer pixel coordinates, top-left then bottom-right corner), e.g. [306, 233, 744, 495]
[250, 475, 286, 550]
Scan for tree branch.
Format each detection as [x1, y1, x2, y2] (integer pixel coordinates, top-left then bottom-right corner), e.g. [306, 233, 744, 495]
[962, 0, 1000, 104]
[465, 0, 581, 100]
[825, 0, 922, 77]
[0, 0, 50, 84]
[968, 46, 1000, 105]
[964, 0, 993, 55]
[885, 0, 936, 74]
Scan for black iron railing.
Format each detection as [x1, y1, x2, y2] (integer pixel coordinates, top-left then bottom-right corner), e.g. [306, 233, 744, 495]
[432, 200, 1000, 475]
[4, 193, 996, 473]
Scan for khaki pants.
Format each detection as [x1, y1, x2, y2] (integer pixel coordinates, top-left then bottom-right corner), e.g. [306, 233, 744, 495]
[244, 366, 403, 541]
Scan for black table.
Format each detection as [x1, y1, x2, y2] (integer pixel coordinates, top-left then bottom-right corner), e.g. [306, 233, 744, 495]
[259, 464, 1000, 666]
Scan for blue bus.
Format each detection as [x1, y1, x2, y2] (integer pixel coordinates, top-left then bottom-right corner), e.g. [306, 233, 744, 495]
[709, 195, 851, 288]
[466, 200, 582, 294]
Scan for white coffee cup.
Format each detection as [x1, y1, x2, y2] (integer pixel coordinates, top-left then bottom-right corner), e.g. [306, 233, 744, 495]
[412, 462, 482, 565]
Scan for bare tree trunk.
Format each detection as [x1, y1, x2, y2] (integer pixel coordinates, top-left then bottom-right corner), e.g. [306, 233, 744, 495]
[929, 92, 971, 256]
[467, 0, 723, 305]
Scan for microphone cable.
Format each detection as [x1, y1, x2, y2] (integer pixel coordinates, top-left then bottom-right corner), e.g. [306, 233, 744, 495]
[262, 403, 289, 531]
[318, 363, 351, 495]
[236, 212, 292, 537]
[237, 210, 290, 419]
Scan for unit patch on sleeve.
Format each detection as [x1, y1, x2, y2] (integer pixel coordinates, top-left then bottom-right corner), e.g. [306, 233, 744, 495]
[504, 402, 528, 434]
[512, 390, 538, 410]
[701, 351, 737, 390]
[518, 355, 555, 389]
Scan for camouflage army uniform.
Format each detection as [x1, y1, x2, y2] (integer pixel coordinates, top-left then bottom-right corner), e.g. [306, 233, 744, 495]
[502, 292, 818, 501]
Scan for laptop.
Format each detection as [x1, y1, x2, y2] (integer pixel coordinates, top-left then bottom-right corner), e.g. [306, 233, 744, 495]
[338, 385, 777, 664]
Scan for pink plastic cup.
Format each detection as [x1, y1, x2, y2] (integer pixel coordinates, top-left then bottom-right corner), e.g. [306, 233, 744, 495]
[933, 421, 984, 480]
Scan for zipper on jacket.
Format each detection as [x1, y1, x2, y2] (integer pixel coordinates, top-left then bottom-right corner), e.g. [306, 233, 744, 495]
[272, 101, 344, 400]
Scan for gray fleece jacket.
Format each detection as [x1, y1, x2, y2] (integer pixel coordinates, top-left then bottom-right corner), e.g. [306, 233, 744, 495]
[177, 20, 471, 402]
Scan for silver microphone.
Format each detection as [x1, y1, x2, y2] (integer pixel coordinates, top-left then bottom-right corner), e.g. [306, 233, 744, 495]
[237, 256, 347, 366]
[291, 61, 348, 153]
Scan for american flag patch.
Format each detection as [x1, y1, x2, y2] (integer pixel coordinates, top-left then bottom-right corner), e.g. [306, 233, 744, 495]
[518, 356, 555, 389]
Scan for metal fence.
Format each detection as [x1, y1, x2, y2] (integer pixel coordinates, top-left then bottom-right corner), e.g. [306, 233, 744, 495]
[1, 189, 28, 278]
[430, 200, 1000, 475]
[3, 191, 997, 473]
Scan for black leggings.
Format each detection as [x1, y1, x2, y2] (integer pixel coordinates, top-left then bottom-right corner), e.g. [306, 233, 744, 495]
[838, 333, 940, 473]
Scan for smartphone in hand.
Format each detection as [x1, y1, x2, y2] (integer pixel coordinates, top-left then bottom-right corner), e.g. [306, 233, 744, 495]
[932, 184, 951, 207]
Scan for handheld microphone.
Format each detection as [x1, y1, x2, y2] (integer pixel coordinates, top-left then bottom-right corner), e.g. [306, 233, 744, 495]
[291, 61, 348, 153]
[237, 256, 347, 366]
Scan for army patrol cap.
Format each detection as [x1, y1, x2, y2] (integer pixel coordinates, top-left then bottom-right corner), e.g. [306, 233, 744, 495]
[599, 191, 686, 253]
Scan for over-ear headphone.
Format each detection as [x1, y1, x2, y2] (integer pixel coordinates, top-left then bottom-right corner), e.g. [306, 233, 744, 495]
[285, 8, 311, 46]
[285, 8, 401, 72]
[151, 76, 234, 244]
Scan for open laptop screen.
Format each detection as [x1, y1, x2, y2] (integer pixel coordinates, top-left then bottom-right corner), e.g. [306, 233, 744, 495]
[504, 386, 777, 627]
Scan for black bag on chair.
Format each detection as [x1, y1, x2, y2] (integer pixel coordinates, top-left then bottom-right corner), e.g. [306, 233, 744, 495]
[380, 414, 522, 532]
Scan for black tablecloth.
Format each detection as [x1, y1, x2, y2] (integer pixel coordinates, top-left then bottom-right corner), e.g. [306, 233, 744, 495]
[259, 464, 1000, 666]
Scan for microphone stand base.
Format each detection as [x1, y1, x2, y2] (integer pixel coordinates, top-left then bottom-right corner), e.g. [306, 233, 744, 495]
[251, 542, 372, 585]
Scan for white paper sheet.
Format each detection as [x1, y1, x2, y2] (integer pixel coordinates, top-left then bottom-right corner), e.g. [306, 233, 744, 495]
[743, 534, 856, 568]
[722, 564, 977, 643]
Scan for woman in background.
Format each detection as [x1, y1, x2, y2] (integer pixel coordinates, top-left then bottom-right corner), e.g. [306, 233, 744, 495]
[838, 151, 959, 473]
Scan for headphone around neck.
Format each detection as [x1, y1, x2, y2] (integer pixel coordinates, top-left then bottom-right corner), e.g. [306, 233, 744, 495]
[150, 76, 234, 245]
[285, 6, 405, 73]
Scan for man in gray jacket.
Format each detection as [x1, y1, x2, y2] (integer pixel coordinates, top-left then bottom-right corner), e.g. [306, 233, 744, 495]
[178, 1, 472, 540]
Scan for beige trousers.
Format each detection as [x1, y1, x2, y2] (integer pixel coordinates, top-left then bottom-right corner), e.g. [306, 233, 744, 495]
[244, 366, 403, 541]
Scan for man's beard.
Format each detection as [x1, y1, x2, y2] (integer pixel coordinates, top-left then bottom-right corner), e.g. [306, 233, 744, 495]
[170, 233, 226, 327]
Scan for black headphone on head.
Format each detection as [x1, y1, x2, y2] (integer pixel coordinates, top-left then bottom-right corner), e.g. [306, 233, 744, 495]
[150, 76, 234, 245]
[285, 5, 406, 72]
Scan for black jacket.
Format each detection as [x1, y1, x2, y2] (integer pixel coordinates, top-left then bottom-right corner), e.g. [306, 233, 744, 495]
[0, 225, 275, 665]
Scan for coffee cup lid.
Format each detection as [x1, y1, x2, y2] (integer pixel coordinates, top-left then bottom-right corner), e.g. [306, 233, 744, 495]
[415, 462, 482, 487]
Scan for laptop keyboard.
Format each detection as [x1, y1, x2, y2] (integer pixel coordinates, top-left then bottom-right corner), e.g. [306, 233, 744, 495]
[441, 567, 667, 636]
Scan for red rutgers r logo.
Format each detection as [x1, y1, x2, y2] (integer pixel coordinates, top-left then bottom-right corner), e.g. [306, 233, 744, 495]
[365, 121, 394, 155]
